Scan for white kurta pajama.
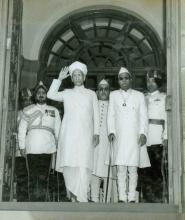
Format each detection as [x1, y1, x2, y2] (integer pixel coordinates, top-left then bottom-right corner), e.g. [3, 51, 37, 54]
[107, 89, 150, 202]
[47, 79, 99, 202]
[93, 101, 109, 177]
[91, 100, 115, 202]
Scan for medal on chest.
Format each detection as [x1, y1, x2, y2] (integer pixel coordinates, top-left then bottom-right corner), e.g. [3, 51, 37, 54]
[120, 90, 130, 107]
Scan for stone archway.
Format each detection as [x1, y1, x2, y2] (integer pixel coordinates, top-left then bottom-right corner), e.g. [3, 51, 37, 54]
[38, 8, 165, 91]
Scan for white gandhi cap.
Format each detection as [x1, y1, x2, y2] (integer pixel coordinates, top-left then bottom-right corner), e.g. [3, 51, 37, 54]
[98, 79, 109, 86]
[118, 67, 132, 78]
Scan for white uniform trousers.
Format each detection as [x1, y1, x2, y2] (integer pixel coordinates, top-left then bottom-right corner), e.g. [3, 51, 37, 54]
[117, 166, 138, 202]
[91, 175, 118, 203]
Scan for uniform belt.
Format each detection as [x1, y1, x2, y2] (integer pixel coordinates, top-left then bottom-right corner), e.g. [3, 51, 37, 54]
[27, 126, 54, 135]
[149, 119, 165, 126]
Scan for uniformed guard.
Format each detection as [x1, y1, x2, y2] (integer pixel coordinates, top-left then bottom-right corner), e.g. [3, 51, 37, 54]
[91, 79, 117, 203]
[15, 88, 33, 201]
[18, 81, 61, 201]
[141, 69, 168, 203]
[107, 67, 150, 203]
[47, 61, 99, 202]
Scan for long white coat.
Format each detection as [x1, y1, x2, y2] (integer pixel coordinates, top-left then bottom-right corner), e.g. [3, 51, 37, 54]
[93, 100, 109, 178]
[107, 89, 149, 167]
[47, 79, 99, 172]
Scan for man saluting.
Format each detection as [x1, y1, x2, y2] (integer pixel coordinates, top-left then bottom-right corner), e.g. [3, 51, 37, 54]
[47, 61, 99, 202]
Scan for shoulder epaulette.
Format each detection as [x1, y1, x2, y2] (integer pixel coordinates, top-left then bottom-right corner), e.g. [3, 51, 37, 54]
[160, 92, 166, 96]
[22, 104, 36, 122]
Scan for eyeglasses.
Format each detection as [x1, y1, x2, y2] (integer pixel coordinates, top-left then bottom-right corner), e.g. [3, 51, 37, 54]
[99, 88, 109, 92]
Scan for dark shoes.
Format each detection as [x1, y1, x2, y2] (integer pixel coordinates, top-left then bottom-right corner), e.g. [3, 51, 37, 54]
[118, 200, 126, 203]
[118, 200, 135, 203]
[88, 199, 95, 203]
[129, 200, 135, 203]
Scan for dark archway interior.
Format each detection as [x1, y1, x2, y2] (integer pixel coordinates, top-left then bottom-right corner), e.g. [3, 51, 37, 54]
[38, 9, 165, 92]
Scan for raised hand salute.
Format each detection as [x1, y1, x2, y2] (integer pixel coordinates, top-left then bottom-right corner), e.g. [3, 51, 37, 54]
[58, 66, 70, 81]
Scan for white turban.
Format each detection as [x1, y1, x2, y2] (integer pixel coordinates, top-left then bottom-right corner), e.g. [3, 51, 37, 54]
[98, 79, 109, 86]
[69, 61, 87, 76]
[118, 67, 132, 78]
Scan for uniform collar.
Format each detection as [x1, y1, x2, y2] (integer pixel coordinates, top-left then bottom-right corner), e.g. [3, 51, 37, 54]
[149, 90, 159, 96]
[120, 88, 132, 94]
[36, 103, 47, 108]
[99, 100, 108, 103]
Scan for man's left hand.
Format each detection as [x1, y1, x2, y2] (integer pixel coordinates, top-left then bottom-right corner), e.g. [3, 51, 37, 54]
[139, 134, 147, 147]
[93, 135, 99, 147]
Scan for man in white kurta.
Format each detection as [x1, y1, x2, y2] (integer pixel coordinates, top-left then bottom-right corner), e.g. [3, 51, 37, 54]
[107, 67, 149, 203]
[91, 79, 115, 203]
[18, 82, 61, 201]
[47, 61, 99, 202]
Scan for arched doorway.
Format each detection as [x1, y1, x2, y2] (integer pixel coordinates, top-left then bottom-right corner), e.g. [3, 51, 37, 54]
[38, 8, 165, 91]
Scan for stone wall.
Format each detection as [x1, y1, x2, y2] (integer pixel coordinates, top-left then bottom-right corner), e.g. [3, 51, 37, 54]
[181, 0, 185, 209]
[20, 0, 163, 88]
[22, 0, 163, 60]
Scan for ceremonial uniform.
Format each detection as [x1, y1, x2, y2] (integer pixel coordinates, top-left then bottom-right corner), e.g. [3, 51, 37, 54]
[18, 103, 61, 201]
[47, 62, 99, 202]
[141, 90, 167, 202]
[108, 87, 150, 202]
[146, 90, 167, 146]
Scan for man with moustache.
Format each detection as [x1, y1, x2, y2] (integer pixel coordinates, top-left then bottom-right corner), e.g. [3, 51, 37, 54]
[18, 81, 61, 201]
[107, 67, 150, 203]
[47, 61, 99, 202]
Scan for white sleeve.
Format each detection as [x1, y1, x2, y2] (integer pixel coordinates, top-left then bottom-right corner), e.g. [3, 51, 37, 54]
[47, 79, 64, 102]
[92, 92, 99, 135]
[107, 92, 116, 135]
[162, 95, 168, 140]
[139, 93, 148, 136]
[54, 109, 61, 141]
[18, 117, 28, 150]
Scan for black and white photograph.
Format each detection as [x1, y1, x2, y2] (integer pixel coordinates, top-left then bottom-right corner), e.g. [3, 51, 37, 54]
[0, 0, 184, 219]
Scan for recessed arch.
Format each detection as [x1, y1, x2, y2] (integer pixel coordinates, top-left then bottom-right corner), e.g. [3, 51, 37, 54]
[38, 7, 165, 91]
